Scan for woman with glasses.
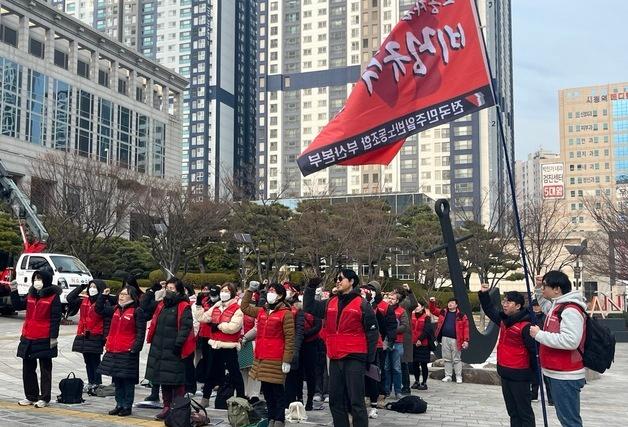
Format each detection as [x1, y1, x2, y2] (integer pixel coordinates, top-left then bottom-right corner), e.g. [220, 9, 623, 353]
[303, 270, 379, 427]
[96, 285, 147, 417]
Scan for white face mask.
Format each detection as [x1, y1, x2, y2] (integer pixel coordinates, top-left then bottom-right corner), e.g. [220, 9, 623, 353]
[88, 288, 98, 297]
[210, 295, 219, 302]
[298, 295, 303, 302]
[287, 291, 294, 299]
[33, 280, 44, 290]
[266, 293, 278, 304]
[220, 292, 231, 302]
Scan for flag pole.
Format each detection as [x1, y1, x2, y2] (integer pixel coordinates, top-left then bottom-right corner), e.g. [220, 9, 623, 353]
[472, 1, 549, 426]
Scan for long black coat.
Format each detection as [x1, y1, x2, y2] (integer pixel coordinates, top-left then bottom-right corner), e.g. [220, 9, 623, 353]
[144, 294, 193, 386]
[12, 270, 62, 360]
[96, 296, 146, 383]
[67, 280, 111, 354]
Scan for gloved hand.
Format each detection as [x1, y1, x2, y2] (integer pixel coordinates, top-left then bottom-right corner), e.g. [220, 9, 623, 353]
[155, 288, 166, 302]
[382, 339, 390, 351]
[173, 345, 182, 357]
[50, 338, 58, 348]
[196, 293, 206, 306]
[282, 362, 291, 374]
[150, 282, 163, 293]
[241, 337, 248, 347]
[308, 277, 322, 289]
[248, 281, 261, 292]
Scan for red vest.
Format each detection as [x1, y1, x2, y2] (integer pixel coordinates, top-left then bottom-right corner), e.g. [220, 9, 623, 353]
[76, 297, 104, 336]
[198, 300, 213, 339]
[106, 306, 137, 353]
[497, 321, 530, 369]
[255, 308, 289, 361]
[243, 313, 256, 336]
[412, 312, 429, 346]
[304, 312, 319, 343]
[375, 300, 389, 349]
[539, 303, 586, 372]
[394, 305, 405, 343]
[323, 296, 367, 359]
[22, 293, 56, 340]
[209, 302, 241, 343]
[148, 300, 196, 359]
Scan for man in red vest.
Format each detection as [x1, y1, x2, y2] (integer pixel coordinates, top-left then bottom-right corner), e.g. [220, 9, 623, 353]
[529, 271, 586, 427]
[304, 269, 378, 427]
[479, 284, 537, 427]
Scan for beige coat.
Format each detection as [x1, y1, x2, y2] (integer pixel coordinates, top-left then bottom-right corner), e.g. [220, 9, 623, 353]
[240, 290, 294, 384]
[194, 298, 243, 350]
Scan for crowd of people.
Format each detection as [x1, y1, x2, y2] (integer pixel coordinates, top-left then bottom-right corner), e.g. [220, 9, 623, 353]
[10, 268, 587, 427]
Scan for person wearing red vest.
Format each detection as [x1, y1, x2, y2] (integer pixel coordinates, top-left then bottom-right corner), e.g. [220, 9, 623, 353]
[530, 271, 587, 427]
[195, 282, 245, 402]
[241, 281, 295, 427]
[410, 302, 434, 391]
[145, 278, 195, 421]
[96, 285, 146, 416]
[360, 281, 397, 413]
[304, 270, 378, 427]
[192, 283, 220, 407]
[283, 283, 305, 410]
[384, 291, 409, 399]
[66, 279, 109, 394]
[429, 296, 469, 383]
[479, 284, 537, 427]
[12, 269, 62, 408]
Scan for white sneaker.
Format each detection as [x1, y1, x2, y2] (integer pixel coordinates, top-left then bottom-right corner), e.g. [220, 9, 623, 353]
[313, 394, 322, 402]
[442, 376, 452, 382]
[368, 408, 378, 419]
[34, 400, 48, 408]
[456, 377, 463, 384]
[323, 395, 329, 403]
[18, 399, 34, 406]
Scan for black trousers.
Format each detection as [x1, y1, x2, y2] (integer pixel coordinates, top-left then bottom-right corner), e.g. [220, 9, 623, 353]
[261, 381, 285, 422]
[184, 354, 196, 394]
[401, 362, 410, 391]
[207, 348, 245, 398]
[199, 340, 215, 398]
[113, 377, 135, 409]
[300, 341, 317, 403]
[501, 378, 535, 427]
[365, 349, 382, 402]
[531, 375, 553, 404]
[329, 358, 368, 427]
[284, 368, 301, 407]
[314, 339, 328, 396]
[413, 361, 429, 384]
[83, 353, 102, 385]
[23, 358, 53, 402]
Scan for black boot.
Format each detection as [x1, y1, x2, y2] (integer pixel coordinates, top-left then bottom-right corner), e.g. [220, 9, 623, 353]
[108, 407, 121, 415]
[118, 408, 132, 416]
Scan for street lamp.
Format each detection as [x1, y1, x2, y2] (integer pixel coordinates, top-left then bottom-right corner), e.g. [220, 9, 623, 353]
[566, 240, 587, 292]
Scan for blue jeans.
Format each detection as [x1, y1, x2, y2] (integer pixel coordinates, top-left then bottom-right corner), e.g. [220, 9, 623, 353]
[113, 378, 135, 409]
[384, 343, 403, 395]
[546, 377, 585, 427]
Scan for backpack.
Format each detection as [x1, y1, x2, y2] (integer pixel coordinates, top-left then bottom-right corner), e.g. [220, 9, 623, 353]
[227, 397, 255, 427]
[165, 395, 192, 427]
[57, 372, 84, 404]
[557, 303, 616, 373]
[385, 396, 427, 414]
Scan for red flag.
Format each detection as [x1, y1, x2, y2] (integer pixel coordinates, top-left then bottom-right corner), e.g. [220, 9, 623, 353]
[297, 0, 495, 177]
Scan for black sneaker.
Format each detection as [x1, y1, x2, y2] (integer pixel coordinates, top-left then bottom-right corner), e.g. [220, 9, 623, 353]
[417, 383, 428, 390]
[108, 407, 121, 416]
[410, 382, 420, 390]
[144, 393, 160, 402]
[118, 408, 132, 417]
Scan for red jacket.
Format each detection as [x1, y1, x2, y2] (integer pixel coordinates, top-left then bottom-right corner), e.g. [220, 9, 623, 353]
[539, 303, 586, 372]
[198, 299, 213, 339]
[106, 306, 137, 353]
[394, 305, 405, 343]
[429, 300, 469, 351]
[255, 307, 289, 360]
[411, 312, 430, 346]
[210, 302, 241, 343]
[323, 296, 367, 359]
[497, 321, 530, 369]
[76, 297, 104, 337]
[148, 300, 196, 359]
[22, 293, 57, 340]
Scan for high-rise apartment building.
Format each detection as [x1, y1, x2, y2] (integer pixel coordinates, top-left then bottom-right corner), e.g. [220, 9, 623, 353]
[515, 149, 560, 206]
[256, 0, 513, 226]
[559, 82, 628, 231]
[53, 0, 257, 198]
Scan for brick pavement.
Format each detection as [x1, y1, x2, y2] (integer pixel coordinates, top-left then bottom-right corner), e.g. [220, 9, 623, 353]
[0, 312, 625, 426]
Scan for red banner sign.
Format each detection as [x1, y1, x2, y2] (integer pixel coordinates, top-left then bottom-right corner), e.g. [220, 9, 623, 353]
[297, 0, 494, 176]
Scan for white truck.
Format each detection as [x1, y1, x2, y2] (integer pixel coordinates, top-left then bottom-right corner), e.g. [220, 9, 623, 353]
[14, 252, 93, 306]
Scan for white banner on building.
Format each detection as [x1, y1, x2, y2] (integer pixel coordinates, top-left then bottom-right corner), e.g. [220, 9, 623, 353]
[542, 163, 565, 199]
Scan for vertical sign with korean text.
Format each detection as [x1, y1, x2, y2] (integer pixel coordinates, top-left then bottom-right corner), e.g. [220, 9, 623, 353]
[297, 0, 495, 176]
[542, 163, 565, 199]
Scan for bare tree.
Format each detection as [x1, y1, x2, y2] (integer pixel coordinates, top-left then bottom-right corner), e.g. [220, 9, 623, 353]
[30, 151, 147, 266]
[521, 197, 576, 276]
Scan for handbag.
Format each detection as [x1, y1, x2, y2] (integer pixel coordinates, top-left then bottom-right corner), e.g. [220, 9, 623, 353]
[165, 395, 192, 427]
[57, 372, 84, 404]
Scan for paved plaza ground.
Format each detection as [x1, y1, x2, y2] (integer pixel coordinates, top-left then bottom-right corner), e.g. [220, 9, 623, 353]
[0, 312, 625, 426]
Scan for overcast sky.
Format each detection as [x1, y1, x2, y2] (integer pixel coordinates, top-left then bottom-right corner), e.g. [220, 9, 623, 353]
[512, 0, 628, 160]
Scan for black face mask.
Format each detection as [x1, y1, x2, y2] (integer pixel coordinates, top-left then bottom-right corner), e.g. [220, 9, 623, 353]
[165, 290, 177, 300]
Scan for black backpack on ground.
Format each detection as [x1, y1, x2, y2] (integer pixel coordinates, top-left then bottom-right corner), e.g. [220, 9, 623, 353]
[57, 372, 84, 404]
[165, 395, 192, 427]
[557, 303, 616, 373]
[385, 396, 427, 414]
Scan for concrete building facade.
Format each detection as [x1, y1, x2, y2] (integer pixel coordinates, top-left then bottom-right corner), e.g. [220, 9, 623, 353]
[515, 148, 560, 206]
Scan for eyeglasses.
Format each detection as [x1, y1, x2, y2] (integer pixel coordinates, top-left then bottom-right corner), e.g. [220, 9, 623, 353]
[336, 276, 345, 282]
